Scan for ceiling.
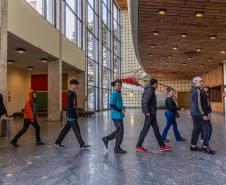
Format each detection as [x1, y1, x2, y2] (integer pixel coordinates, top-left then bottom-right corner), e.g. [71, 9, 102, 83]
[8, 32, 76, 72]
[116, 0, 128, 10]
[138, 0, 226, 79]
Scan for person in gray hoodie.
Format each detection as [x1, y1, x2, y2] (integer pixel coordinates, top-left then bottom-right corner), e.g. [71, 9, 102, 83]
[190, 77, 215, 154]
[135, 79, 172, 152]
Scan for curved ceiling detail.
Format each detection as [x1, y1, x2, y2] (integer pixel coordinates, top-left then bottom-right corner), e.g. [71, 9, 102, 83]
[137, 0, 226, 79]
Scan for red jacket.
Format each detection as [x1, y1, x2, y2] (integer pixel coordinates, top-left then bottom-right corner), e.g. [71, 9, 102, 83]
[24, 91, 36, 120]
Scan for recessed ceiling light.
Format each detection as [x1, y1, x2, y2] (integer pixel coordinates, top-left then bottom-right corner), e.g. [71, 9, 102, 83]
[150, 60, 153, 63]
[27, 66, 33, 70]
[41, 58, 48, 63]
[168, 55, 172, 59]
[153, 31, 159, 36]
[182, 63, 186, 66]
[200, 64, 204, 67]
[208, 58, 213, 61]
[159, 9, 166, 15]
[7, 60, 15, 64]
[166, 62, 169, 64]
[181, 33, 187, 38]
[16, 48, 26, 54]
[173, 47, 178, 50]
[195, 11, 204, 18]
[196, 48, 201, 52]
[221, 50, 226, 54]
[149, 54, 153, 57]
[210, 35, 217, 40]
[150, 45, 155, 48]
[188, 57, 192, 60]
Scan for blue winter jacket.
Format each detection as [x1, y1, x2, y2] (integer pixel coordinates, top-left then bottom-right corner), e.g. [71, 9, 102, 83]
[110, 90, 125, 119]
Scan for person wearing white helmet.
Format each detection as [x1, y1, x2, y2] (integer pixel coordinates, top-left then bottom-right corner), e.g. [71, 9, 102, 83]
[190, 77, 215, 154]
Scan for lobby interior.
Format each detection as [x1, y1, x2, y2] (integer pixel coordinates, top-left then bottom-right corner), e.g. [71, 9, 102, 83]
[1, 0, 226, 185]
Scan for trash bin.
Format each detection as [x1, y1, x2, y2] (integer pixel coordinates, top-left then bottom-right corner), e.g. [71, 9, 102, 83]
[1, 118, 13, 137]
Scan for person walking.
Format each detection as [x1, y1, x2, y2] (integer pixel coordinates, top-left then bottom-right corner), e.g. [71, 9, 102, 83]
[0, 93, 8, 118]
[190, 77, 215, 154]
[135, 79, 172, 152]
[102, 79, 127, 154]
[55, 79, 90, 149]
[10, 90, 45, 147]
[200, 85, 212, 144]
[161, 87, 185, 142]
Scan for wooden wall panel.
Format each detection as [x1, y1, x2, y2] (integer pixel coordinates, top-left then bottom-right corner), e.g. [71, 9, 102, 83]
[177, 92, 190, 109]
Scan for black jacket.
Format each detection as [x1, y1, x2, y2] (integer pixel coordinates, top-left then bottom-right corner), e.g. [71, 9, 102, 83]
[141, 83, 157, 115]
[201, 90, 212, 114]
[165, 97, 180, 113]
[190, 87, 208, 117]
[0, 94, 7, 118]
[66, 90, 78, 120]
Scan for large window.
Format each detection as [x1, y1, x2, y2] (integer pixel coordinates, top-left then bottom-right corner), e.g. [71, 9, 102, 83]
[87, 0, 99, 111]
[26, 0, 56, 25]
[113, 3, 121, 79]
[62, 0, 83, 48]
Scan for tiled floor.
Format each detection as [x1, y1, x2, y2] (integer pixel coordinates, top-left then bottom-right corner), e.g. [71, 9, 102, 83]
[0, 109, 226, 185]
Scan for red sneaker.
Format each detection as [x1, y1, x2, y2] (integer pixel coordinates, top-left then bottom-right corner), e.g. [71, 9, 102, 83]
[160, 145, 172, 151]
[135, 146, 148, 152]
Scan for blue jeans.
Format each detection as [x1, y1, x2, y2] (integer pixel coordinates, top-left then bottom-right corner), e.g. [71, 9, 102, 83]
[161, 111, 183, 141]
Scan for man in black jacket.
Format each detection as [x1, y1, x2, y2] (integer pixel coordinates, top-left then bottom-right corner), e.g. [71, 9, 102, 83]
[136, 79, 172, 152]
[190, 77, 215, 154]
[55, 79, 90, 149]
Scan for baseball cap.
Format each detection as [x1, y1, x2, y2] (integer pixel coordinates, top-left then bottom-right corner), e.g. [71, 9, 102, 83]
[192, 76, 203, 84]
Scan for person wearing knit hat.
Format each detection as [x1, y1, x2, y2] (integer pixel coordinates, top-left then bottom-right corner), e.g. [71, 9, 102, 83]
[190, 77, 215, 154]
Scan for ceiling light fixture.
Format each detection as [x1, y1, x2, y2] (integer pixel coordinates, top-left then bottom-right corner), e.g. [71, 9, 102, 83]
[181, 33, 187, 38]
[27, 66, 33, 71]
[200, 64, 204, 67]
[150, 45, 155, 48]
[173, 47, 178, 50]
[182, 63, 186, 66]
[168, 55, 172, 59]
[210, 35, 217, 40]
[196, 48, 201, 52]
[195, 11, 204, 18]
[149, 54, 153, 57]
[159, 9, 166, 15]
[41, 58, 48, 63]
[221, 50, 226, 54]
[208, 58, 213, 61]
[7, 60, 15, 64]
[188, 57, 192, 60]
[153, 31, 159, 36]
[16, 48, 26, 54]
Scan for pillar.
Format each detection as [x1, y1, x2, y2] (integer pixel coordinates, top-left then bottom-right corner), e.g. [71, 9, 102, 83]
[0, 0, 8, 105]
[48, 60, 62, 121]
[223, 62, 226, 116]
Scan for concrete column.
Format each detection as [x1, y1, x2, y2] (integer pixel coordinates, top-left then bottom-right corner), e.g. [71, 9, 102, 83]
[0, 0, 8, 105]
[48, 60, 62, 121]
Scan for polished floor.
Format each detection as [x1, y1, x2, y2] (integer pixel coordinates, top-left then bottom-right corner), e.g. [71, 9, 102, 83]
[1, 109, 226, 185]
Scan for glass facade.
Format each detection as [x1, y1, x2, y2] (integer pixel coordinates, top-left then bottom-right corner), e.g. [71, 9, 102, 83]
[25, 0, 121, 111]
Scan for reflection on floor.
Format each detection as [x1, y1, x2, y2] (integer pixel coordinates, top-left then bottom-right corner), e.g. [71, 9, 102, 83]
[0, 109, 226, 185]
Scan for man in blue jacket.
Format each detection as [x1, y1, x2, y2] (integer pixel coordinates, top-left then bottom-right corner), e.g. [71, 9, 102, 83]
[190, 77, 215, 154]
[102, 79, 127, 154]
[55, 79, 90, 149]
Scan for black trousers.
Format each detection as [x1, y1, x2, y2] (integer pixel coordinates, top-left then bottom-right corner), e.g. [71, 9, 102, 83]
[55, 120, 85, 146]
[105, 119, 124, 149]
[191, 117, 209, 146]
[137, 115, 165, 147]
[12, 119, 41, 143]
[201, 120, 212, 142]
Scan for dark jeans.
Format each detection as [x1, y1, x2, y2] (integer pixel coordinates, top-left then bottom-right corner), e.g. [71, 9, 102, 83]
[12, 119, 41, 143]
[161, 111, 183, 141]
[201, 120, 212, 142]
[137, 115, 165, 147]
[104, 119, 124, 149]
[55, 120, 85, 146]
[191, 117, 209, 146]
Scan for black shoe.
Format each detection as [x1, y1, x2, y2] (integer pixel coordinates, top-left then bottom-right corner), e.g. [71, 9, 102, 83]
[190, 146, 202, 151]
[202, 146, 216, 155]
[54, 143, 64, 148]
[10, 141, 19, 147]
[177, 138, 186, 142]
[36, 141, 45, 145]
[114, 148, 127, 154]
[102, 137, 108, 149]
[80, 145, 90, 149]
[163, 139, 170, 142]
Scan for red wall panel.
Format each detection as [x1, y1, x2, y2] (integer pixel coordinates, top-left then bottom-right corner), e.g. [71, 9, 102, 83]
[62, 91, 67, 110]
[31, 75, 48, 91]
